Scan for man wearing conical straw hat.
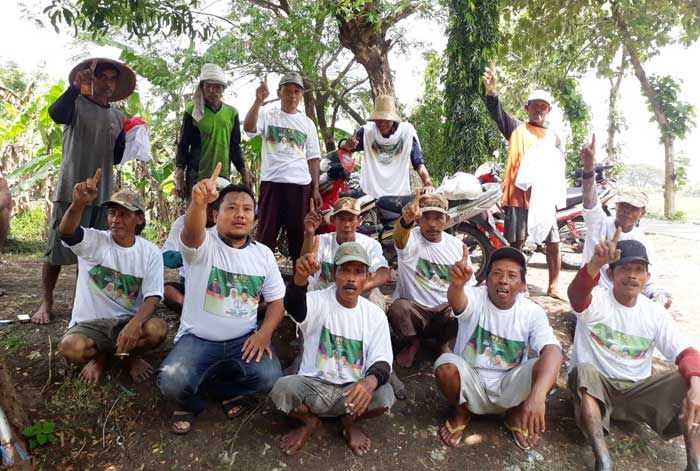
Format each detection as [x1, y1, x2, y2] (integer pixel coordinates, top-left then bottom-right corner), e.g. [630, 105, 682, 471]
[339, 95, 434, 198]
[32, 57, 136, 325]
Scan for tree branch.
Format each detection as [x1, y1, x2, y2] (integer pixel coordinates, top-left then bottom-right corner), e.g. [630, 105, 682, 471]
[381, 2, 421, 34]
[191, 10, 236, 28]
[330, 57, 357, 88]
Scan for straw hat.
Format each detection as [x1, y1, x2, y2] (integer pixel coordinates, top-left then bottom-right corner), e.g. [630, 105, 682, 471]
[368, 95, 400, 122]
[69, 58, 136, 102]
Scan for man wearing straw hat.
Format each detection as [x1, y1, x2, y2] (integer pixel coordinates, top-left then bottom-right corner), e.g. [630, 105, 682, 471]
[174, 63, 253, 198]
[32, 58, 136, 325]
[339, 95, 434, 198]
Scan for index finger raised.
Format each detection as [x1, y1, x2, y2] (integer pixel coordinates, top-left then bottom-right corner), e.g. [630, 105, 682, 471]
[413, 188, 421, 206]
[590, 133, 596, 148]
[488, 60, 495, 72]
[309, 197, 316, 213]
[311, 235, 320, 257]
[91, 168, 102, 185]
[611, 226, 622, 244]
[462, 243, 470, 262]
[209, 162, 222, 183]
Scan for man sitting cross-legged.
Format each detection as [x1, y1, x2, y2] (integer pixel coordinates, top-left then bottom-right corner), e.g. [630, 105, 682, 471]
[435, 246, 563, 449]
[271, 242, 395, 456]
[157, 163, 285, 435]
[58, 169, 167, 385]
[388, 191, 475, 368]
[567, 230, 700, 471]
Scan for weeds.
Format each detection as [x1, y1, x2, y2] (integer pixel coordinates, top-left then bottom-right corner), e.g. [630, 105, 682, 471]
[0, 330, 29, 350]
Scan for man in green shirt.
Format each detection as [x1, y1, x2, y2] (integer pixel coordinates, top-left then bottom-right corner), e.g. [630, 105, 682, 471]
[174, 64, 252, 198]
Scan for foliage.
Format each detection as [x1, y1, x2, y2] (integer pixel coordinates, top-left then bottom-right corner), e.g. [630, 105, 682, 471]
[553, 77, 591, 172]
[674, 153, 689, 191]
[443, 0, 504, 173]
[0, 331, 30, 351]
[647, 75, 696, 141]
[22, 420, 58, 450]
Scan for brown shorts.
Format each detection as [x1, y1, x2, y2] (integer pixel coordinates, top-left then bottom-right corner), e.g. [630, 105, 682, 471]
[567, 363, 687, 438]
[504, 206, 559, 244]
[387, 299, 457, 344]
[45, 202, 108, 266]
[62, 318, 129, 355]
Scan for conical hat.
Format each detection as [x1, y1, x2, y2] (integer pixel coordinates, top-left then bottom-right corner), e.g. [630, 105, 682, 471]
[69, 58, 136, 102]
[368, 95, 400, 122]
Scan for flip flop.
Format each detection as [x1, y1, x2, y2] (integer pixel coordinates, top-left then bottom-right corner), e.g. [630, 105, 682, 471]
[504, 422, 531, 450]
[171, 411, 195, 435]
[441, 418, 469, 446]
[222, 396, 246, 420]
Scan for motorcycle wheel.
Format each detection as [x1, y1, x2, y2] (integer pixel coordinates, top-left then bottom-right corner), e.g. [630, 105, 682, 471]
[451, 223, 494, 284]
[275, 228, 295, 280]
[559, 218, 586, 270]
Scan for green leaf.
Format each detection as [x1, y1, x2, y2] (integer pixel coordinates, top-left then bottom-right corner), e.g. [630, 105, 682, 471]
[41, 421, 56, 434]
[36, 433, 47, 445]
[29, 439, 37, 450]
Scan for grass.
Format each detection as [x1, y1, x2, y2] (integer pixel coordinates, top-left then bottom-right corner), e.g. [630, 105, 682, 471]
[646, 193, 700, 222]
[5, 204, 47, 255]
[0, 331, 30, 350]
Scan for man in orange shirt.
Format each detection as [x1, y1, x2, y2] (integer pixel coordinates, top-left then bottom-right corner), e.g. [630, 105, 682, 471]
[482, 63, 563, 300]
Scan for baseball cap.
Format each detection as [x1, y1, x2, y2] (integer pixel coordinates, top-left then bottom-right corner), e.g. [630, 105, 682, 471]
[332, 197, 361, 216]
[610, 239, 650, 269]
[334, 242, 370, 267]
[487, 246, 527, 275]
[527, 89, 553, 106]
[419, 193, 448, 214]
[279, 72, 304, 89]
[102, 189, 145, 213]
[616, 187, 648, 208]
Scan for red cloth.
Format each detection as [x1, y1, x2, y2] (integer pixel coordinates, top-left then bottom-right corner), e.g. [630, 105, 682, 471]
[567, 265, 600, 312]
[123, 116, 147, 133]
[677, 347, 700, 385]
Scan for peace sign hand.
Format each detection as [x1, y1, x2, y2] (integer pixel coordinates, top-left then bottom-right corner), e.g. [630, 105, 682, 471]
[590, 226, 622, 269]
[191, 162, 221, 207]
[401, 189, 422, 225]
[72, 169, 101, 206]
[449, 244, 473, 288]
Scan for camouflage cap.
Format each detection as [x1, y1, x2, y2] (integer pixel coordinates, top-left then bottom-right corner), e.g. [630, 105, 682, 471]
[419, 192, 448, 214]
[334, 242, 370, 267]
[332, 197, 361, 216]
[616, 187, 648, 209]
[102, 189, 145, 214]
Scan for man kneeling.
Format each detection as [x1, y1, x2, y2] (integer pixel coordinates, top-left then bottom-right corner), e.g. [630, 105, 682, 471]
[272, 242, 395, 456]
[435, 246, 563, 449]
[58, 170, 167, 384]
[567, 231, 700, 471]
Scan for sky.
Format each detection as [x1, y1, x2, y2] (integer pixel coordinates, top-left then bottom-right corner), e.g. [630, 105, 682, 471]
[2, 1, 699, 182]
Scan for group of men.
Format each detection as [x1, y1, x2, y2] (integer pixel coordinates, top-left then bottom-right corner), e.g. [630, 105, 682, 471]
[11, 57, 699, 468]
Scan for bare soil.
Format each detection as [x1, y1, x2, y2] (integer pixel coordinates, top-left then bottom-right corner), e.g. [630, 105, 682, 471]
[0, 229, 696, 470]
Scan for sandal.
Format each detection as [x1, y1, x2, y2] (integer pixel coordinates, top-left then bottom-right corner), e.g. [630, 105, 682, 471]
[222, 396, 246, 420]
[171, 411, 195, 435]
[440, 417, 469, 447]
[504, 421, 531, 450]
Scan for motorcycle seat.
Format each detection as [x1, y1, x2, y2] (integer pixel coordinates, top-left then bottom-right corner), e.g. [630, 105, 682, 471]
[376, 194, 415, 213]
[566, 187, 583, 208]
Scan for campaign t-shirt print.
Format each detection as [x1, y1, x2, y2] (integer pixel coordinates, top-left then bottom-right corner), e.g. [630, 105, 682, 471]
[88, 265, 142, 311]
[589, 323, 653, 360]
[370, 138, 404, 165]
[204, 266, 265, 318]
[265, 125, 307, 157]
[414, 257, 451, 290]
[463, 324, 526, 371]
[316, 326, 364, 380]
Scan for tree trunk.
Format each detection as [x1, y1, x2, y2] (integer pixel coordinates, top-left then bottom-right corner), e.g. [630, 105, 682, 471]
[612, 6, 676, 217]
[0, 355, 29, 433]
[606, 49, 626, 163]
[314, 90, 335, 152]
[336, 21, 394, 98]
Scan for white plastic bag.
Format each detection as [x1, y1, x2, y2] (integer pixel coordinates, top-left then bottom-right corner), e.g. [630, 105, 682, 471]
[437, 172, 482, 200]
[121, 117, 152, 164]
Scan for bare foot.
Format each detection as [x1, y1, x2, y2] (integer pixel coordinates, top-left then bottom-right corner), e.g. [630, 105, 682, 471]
[339, 416, 371, 456]
[546, 287, 566, 301]
[279, 415, 320, 455]
[125, 357, 154, 383]
[395, 341, 419, 368]
[31, 302, 52, 324]
[439, 412, 470, 447]
[79, 358, 106, 385]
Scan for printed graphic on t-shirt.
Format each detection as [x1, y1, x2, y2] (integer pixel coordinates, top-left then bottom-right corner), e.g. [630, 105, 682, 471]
[316, 326, 364, 380]
[414, 257, 451, 290]
[317, 261, 335, 287]
[463, 324, 526, 370]
[88, 265, 142, 311]
[370, 139, 404, 165]
[204, 266, 265, 318]
[265, 125, 307, 157]
[589, 323, 653, 360]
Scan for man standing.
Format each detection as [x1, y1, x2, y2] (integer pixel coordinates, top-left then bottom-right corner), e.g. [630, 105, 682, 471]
[243, 73, 322, 261]
[482, 62, 565, 300]
[579, 136, 671, 308]
[57, 170, 167, 385]
[387, 192, 475, 368]
[338, 95, 433, 198]
[567, 234, 700, 471]
[272, 242, 395, 456]
[435, 246, 563, 449]
[33, 58, 136, 324]
[0, 171, 10, 249]
[157, 164, 285, 435]
[174, 63, 252, 198]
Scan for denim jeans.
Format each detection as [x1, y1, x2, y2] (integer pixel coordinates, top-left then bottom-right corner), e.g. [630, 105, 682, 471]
[157, 332, 282, 414]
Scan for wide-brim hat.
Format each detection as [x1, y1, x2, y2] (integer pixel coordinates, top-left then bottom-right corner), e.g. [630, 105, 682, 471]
[616, 187, 648, 208]
[69, 58, 136, 102]
[368, 95, 400, 122]
[526, 89, 553, 107]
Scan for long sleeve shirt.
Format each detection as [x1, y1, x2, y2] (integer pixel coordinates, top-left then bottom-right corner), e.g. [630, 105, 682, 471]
[339, 125, 425, 170]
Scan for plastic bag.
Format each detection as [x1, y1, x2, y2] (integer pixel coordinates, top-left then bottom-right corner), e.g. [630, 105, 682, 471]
[121, 117, 152, 164]
[437, 172, 482, 200]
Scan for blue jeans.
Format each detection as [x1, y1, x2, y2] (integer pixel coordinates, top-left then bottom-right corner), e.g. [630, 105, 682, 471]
[157, 332, 282, 414]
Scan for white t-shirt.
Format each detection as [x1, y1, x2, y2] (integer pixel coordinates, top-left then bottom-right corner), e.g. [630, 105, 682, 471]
[247, 107, 321, 185]
[360, 121, 417, 198]
[309, 232, 388, 290]
[175, 228, 285, 342]
[394, 226, 476, 306]
[582, 202, 657, 291]
[161, 215, 187, 279]
[295, 286, 393, 385]
[64, 228, 164, 327]
[455, 285, 560, 389]
[569, 287, 690, 382]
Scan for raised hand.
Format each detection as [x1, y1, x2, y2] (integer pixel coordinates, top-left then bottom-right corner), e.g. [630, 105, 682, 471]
[342, 131, 359, 151]
[590, 226, 622, 269]
[295, 243, 320, 279]
[255, 79, 270, 104]
[72, 168, 102, 206]
[581, 133, 596, 171]
[482, 60, 497, 96]
[449, 244, 473, 288]
[401, 189, 422, 225]
[191, 162, 221, 206]
[303, 198, 322, 236]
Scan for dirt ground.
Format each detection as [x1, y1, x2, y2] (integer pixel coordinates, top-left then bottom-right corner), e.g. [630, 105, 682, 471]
[0, 229, 697, 471]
